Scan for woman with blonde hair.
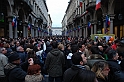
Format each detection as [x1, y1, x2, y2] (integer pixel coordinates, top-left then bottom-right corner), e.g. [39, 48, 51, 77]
[91, 61, 110, 82]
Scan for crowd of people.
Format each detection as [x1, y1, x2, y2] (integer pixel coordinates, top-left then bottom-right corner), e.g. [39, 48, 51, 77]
[0, 36, 124, 82]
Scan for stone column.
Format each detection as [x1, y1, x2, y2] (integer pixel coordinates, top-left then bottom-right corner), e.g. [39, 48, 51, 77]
[91, 26, 93, 35]
[86, 27, 88, 37]
[94, 22, 97, 34]
[36, 28, 38, 37]
[7, 16, 13, 38]
[83, 28, 86, 38]
[26, 27, 28, 38]
[109, 14, 115, 34]
[14, 25, 18, 39]
[23, 23, 26, 38]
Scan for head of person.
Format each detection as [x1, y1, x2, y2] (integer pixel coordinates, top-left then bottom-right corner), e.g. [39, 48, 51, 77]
[0, 47, 7, 54]
[51, 41, 58, 49]
[78, 42, 86, 52]
[27, 50, 36, 60]
[72, 70, 98, 82]
[91, 61, 110, 80]
[7, 51, 20, 65]
[16, 46, 24, 52]
[72, 52, 87, 65]
[107, 49, 119, 60]
[16, 41, 20, 46]
[58, 43, 64, 50]
[27, 64, 41, 75]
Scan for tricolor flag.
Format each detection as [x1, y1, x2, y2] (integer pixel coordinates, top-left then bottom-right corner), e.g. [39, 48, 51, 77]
[95, 0, 101, 10]
[88, 22, 91, 28]
[80, 0, 83, 7]
[38, 27, 41, 32]
[28, 23, 31, 30]
[12, 17, 17, 28]
[105, 15, 110, 27]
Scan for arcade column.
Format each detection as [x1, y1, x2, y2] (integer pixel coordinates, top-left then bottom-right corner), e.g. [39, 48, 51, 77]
[7, 16, 13, 38]
[109, 14, 115, 34]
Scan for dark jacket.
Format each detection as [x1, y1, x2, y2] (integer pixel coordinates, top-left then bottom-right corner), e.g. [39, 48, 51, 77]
[107, 59, 123, 82]
[45, 48, 65, 77]
[63, 65, 86, 82]
[4, 63, 27, 82]
[97, 77, 109, 82]
[17, 51, 27, 63]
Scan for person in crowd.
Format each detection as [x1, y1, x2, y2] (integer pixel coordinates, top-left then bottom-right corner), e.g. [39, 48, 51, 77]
[118, 52, 124, 71]
[21, 49, 45, 74]
[4, 51, 27, 82]
[63, 52, 89, 82]
[65, 43, 73, 69]
[107, 49, 124, 82]
[70, 69, 98, 82]
[11, 41, 20, 51]
[3, 43, 12, 53]
[0, 47, 8, 82]
[16, 46, 27, 63]
[25, 64, 43, 82]
[78, 42, 89, 57]
[91, 61, 110, 82]
[111, 40, 119, 50]
[45, 41, 65, 82]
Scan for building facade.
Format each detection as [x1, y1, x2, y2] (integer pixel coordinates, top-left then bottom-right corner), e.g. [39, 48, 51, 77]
[0, 0, 49, 38]
[63, 0, 124, 39]
[48, 14, 52, 36]
[61, 14, 67, 36]
[52, 27, 62, 36]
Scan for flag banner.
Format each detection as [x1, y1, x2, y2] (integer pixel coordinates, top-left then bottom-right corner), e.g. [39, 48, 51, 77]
[12, 17, 17, 28]
[105, 15, 110, 27]
[80, 0, 83, 7]
[88, 22, 91, 28]
[95, 0, 101, 10]
[81, 11, 88, 17]
[38, 27, 41, 32]
[28, 23, 31, 30]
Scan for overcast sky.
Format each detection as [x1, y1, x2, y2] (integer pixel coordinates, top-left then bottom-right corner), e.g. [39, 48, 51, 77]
[46, 0, 69, 27]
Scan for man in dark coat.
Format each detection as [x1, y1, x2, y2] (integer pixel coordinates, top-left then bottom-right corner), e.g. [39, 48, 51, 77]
[107, 49, 124, 82]
[4, 51, 27, 82]
[63, 52, 88, 82]
[45, 41, 65, 82]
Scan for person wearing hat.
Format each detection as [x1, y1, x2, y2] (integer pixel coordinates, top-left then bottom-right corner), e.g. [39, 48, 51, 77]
[4, 51, 27, 82]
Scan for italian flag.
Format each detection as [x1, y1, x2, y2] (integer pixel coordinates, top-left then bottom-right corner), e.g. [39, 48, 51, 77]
[80, 0, 82, 7]
[95, 0, 101, 10]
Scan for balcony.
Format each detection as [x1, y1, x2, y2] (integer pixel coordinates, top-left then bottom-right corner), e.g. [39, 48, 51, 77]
[15, 0, 33, 11]
[86, 0, 96, 11]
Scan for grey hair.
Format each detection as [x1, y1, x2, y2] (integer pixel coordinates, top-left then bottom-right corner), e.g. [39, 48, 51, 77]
[16, 46, 21, 51]
[0, 47, 4, 53]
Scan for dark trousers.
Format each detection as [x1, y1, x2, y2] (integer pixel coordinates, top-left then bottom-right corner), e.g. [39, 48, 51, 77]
[0, 77, 7, 82]
[49, 76, 62, 82]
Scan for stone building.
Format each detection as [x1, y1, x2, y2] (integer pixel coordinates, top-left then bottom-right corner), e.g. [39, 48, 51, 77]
[63, 0, 124, 39]
[0, 0, 49, 38]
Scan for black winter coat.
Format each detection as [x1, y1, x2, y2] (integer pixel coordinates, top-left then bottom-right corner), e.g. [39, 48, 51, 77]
[63, 65, 86, 82]
[4, 63, 27, 82]
[107, 59, 124, 82]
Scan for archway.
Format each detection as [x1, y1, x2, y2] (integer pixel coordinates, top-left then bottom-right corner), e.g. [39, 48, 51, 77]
[113, 0, 124, 38]
[0, 0, 9, 37]
[18, 9, 25, 37]
[96, 9, 103, 34]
